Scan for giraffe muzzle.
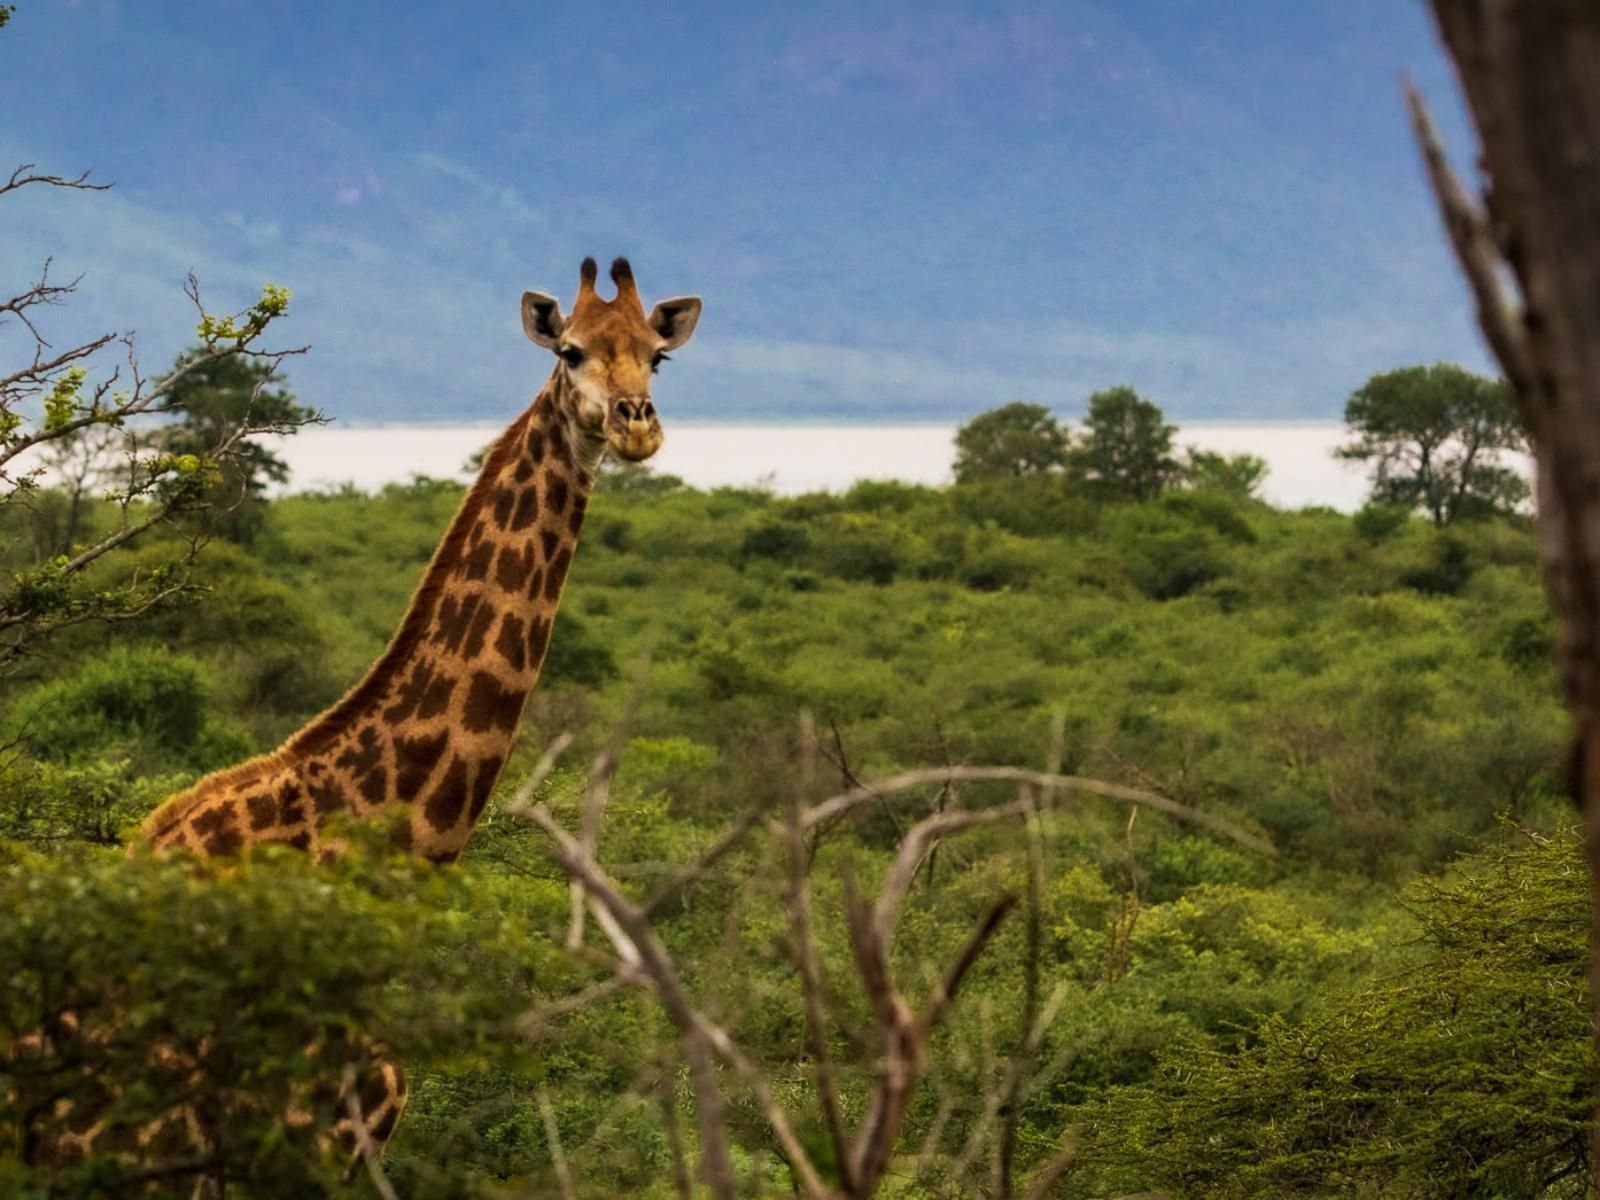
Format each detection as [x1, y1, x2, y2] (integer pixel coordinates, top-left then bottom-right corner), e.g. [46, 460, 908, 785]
[606, 397, 663, 462]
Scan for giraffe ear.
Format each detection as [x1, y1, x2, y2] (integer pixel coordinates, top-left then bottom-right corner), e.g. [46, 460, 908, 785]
[648, 296, 702, 351]
[521, 291, 565, 349]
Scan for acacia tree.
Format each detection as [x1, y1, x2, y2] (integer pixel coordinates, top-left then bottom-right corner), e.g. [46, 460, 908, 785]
[951, 402, 1071, 483]
[0, 13, 309, 669]
[1336, 363, 1527, 524]
[1071, 385, 1179, 502]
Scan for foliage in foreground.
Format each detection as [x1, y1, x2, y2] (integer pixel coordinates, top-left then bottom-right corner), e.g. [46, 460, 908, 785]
[0, 463, 1580, 1195]
[1073, 827, 1591, 1197]
[0, 829, 544, 1199]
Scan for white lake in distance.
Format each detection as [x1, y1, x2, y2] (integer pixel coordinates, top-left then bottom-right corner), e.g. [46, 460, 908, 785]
[257, 421, 1504, 513]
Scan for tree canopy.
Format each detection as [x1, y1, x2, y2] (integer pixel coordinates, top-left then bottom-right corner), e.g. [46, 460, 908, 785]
[1337, 363, 1528, 525]
[1180, 447, 1268, 499]
[951, 401, 1071, 483]
[1072, 385, 1180, 502]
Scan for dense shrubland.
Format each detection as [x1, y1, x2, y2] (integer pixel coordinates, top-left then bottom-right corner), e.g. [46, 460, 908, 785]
[0, 449, 1582, 1195]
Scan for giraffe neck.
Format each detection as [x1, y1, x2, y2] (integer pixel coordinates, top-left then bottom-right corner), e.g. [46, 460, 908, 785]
[139, 369, 600, 863]
[299, 370, 598, 858]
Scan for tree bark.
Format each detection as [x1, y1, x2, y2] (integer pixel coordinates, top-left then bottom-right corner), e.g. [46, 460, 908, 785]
[1411, 0, 1600, 1175]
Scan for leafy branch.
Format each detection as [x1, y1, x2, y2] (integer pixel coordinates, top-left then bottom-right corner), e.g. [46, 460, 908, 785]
[0, 161, 313, 669]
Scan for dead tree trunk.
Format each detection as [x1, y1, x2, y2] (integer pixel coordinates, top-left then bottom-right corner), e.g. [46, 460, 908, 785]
[1408, 0, 1600, 1173]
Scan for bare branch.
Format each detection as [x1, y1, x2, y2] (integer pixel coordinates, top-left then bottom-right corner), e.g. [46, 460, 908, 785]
[339, 1063, 399, 1200]
[568, 652, 652, 949]
[538, 1086, 577, 1200]
[659, 1072, 693, 1200]
[514, 965, 644, 1042]
[499, 733, 576, 819]
[1020, 1136, 1081, 1200]
[788, 711, 853, 1190]
[917, 894, 1019, 1038]
[640, 797, 770, 918]
[1403, 79, 1536, 405]
[876, 797, 1038, 952]
[804, 765, 1275, 856]
[688, 1009, 832, 1200]
[513, 800, 740, 1200]
[847, 891, 1018, 1195]
[954, 981, 1071, 1193]
[999, 792, 1047, 1197]
[2, 164, 111, 197]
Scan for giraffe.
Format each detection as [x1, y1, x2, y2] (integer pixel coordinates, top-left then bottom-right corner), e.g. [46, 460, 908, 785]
[33, 257, 701, 1183]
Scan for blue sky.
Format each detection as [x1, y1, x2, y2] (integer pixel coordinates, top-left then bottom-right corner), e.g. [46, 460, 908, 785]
[2, 0, 1488, 423]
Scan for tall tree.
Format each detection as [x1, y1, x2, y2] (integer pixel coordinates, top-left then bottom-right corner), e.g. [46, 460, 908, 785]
[1406, 0, 1600, 1166]
[157, 351, 318, 543]
[1336, 363, 1527, 524]
[951, 402, 1071, 484]
[1072, 386, 1179, 502]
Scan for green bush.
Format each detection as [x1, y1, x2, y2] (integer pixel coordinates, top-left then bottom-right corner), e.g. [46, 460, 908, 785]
[740, 520, 810, 562]
[0, 834, 542, 1199]
[9, 647, 252, 774]
[1352, 500, 1411, 543]
[1076, 829, 1590, 1198]
[541, 611, 618, 688]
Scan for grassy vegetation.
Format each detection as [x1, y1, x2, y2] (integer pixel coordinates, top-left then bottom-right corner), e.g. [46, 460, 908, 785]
[0, 470, 1584, 1196]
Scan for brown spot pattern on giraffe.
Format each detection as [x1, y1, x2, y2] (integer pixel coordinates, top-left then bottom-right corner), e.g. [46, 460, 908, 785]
[203, 811, 243, 856]
[495, 543, 536, 592]
[544, 547, 573, 601]
[335, 726, 383, 776]
[424, 756, 471, 832]
[469, 755, 504, 822]
[462, 601, 497, 659]
[545, 476, 569, 515]
[463, 539, 495, 581]
[492, 485, 516, 527]
[358, 765, 388, 809]
[494, 613, 527, 671]
[395, 730, 450, 800]
[247, 791, 277, 831]
[383, 660, 455, 723]
[309, 776, 345, 816]
[281, 783, 307, 826]
[526, 614, 552, 664]
[434, 593, 482, 654]
[462, 671, 525, 734]
[511, 486, 540, 531]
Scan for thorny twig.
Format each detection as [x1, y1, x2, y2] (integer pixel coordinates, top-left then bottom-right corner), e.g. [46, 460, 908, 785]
[340, 1063, 399, 1200]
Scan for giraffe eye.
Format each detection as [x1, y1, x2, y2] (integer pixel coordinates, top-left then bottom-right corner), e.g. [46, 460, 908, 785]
[559, 345, 585, 369]
[651, 351, 670, 374]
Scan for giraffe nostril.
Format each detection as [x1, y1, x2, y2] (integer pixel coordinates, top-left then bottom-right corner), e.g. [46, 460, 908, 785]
[642, 402, 655, 419]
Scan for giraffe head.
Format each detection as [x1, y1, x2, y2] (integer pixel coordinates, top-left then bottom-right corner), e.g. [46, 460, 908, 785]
[519, 257, 701, 463]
